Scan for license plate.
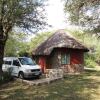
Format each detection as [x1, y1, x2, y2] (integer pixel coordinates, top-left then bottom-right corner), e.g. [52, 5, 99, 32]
[34, 71, 40, 75]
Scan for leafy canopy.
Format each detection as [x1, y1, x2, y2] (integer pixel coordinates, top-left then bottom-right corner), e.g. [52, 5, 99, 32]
[0, 0, 46, 40]
[5, 32, 29, 56]
[68, 29, 100, 67]
[29, 31, 52, 53]
[64, 0, 100, 33]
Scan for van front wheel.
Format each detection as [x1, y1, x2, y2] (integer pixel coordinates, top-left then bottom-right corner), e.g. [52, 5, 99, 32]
[18, 72, 24, 79]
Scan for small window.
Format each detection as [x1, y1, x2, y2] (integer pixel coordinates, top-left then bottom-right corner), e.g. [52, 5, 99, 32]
[61, 53, 70, 64]
[13, 60, 20, 66]
[4, 61, 12, 65]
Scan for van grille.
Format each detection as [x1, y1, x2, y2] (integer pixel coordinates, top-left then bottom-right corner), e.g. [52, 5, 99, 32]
[31, 69, 40, 72]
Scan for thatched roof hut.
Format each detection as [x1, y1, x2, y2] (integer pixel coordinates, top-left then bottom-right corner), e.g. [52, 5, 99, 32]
[32, 29, 88, 56]
[32, 29, 89, 73]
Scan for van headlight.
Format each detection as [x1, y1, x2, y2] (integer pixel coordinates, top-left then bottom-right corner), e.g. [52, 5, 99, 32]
[25, 69, 31, 73]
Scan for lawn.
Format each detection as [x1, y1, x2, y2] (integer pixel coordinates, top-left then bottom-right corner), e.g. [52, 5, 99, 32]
[1, 70, 100, 100]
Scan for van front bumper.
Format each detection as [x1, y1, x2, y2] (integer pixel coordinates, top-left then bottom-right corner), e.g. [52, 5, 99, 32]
[24, 71, 42, 78]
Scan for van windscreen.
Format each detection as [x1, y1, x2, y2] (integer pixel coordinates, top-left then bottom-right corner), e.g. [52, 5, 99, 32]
[18, 58, 36, 65]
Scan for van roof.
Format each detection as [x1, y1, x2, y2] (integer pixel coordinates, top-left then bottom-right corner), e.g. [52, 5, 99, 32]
[3, 57, 29, 61]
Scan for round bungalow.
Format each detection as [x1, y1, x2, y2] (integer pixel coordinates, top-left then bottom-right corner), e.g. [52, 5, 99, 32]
[32, 30, 89, 73]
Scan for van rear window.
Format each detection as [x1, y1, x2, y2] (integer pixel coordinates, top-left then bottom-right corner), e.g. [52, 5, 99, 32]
[4, 61, 12, 65]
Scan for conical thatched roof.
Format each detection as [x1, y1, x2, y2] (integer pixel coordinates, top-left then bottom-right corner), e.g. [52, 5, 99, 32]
[32, 29, 89, 55]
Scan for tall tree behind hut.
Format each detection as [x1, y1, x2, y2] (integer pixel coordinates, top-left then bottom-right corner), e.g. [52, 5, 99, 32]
[29, 31, 52, 53]
[0, 0, 46, 76]
[64, 0, 100, 33]
[5, 32, 29, 57]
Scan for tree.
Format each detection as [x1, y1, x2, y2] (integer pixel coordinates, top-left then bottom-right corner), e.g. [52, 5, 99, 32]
[68, 29, 100, 67]
[0, 0, 46, 75]
[64, 0, 100, 33]
[5, 32, 29, 57]
[29, 31, 52, 53]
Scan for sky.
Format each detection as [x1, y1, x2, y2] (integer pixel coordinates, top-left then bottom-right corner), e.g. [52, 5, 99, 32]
[40, 0, 78, 32]
[27, 0, 77, 40]
[26, 0, 68, 40]
[45, 0, 67, 30]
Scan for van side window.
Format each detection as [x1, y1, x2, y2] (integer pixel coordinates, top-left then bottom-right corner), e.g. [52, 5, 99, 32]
[4, 61, 12, 65]
[13, 60, 20, 66]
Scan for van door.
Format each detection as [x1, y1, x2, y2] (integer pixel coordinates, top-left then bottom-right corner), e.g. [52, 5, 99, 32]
[12, 60, 21, 76]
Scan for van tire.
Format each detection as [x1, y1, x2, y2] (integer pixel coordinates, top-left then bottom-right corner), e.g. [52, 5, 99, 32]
[18, 72, 24, 79]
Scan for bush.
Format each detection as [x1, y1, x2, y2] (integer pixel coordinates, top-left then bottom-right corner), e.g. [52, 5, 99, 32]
[18, 51, 29, 57]
[85, 59, 97, 68]
[69, 29, 100, 68]
[84, 54, 97, 68]
[0, 72, 13, 85]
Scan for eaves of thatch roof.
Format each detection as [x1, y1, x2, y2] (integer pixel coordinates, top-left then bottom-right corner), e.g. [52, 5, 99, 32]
[32, 29, 89, 56]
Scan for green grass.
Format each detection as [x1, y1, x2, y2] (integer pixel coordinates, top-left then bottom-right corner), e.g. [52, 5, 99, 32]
[1, 70, 100, 100]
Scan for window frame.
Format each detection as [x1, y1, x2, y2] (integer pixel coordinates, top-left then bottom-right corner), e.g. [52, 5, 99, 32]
[61, 52, 70, 65]
[13, 60, 21, 66]
[4, 61, 12, 65]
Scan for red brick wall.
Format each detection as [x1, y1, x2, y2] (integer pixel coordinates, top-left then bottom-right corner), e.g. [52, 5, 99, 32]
[70, 50, 84, 64]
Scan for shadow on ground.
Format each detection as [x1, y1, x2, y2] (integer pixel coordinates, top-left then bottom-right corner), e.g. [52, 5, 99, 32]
[0, 70, 100, 100]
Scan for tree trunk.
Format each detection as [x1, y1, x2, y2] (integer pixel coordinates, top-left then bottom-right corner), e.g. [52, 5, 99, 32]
[0, 23, 11, 78]
[0, 40, 6, 76]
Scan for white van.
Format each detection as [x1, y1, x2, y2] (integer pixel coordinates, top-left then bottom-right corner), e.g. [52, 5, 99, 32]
[2, 57, 42, 79]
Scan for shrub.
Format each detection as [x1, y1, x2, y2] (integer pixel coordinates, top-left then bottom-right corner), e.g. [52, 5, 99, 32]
[0, 72, 13, 85]
[84, 54, 97, 68]
[85, 58, 97, 68]
[68, 29, 100, 68]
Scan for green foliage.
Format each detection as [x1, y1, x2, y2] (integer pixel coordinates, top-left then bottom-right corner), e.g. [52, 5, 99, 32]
[18, 51, 29, 57]
[0, 0, 46, 34]
[85, 54, 97, 68]
[29, 31, 53, 53]
[4, 32, 29, 57]
[5, 31, 53, 57]
[64, 0, 100, 32]
[67, 29, 100, 67]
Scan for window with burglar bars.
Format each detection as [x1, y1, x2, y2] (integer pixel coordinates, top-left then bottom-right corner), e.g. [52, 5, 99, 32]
[61, 53, 70, 64]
